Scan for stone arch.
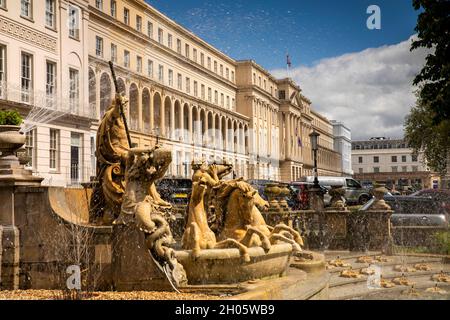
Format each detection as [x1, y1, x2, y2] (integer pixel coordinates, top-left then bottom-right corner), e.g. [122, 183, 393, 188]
[129, 83, 139, 131]
[183, 103, 190, 141]
[221, 117, 227, 151]
[192, 106, 198, 143]
[88, 68, 96, 118]
[153, 92, 162, 135]
[215, 114, 221, 150]
[142, 87, 151, 134]
[116, 77, 126, 96]
[164, 96, 171, 137]
[99, 72, 112, 118]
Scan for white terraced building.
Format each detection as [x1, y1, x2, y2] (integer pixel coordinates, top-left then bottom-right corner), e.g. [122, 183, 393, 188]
[0, 0, 347, 187]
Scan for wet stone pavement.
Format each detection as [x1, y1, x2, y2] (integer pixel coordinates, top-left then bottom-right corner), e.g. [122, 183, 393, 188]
[325, 251, 450, 300]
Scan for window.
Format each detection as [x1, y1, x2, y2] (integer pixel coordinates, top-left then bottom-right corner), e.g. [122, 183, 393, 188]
[201, 84, 205, 100]
[45, 0, 56, 28]
[25, 129, 36, 168]
[21, 0, 32, 19]
[220, 64, 223, 77]
[402, 166, 408, 172]
[147, 60, 153, 78]
[200, 53, 204, 66]
[21, 52, 33, 103]
[259, 76, 261, 87]
[136, 15, 142, 32]
[68, 5, 80, 39]
[158, 65, 164, 82]
[253, 73, 256, 84]
[231, 71, 235, 82]
[186, 77, 190, 93]
[46, 61, 56, 107]
[124, 50, 130, 68]
[167, 34, 173, 48]
[168, 69, 173, 86]
[412, 154, 418, 162]
[147, 21, 153, 38]
[207, 57, 211, 69]
[0, 45, 5, 98]
[177, 73, 182, 90]
[232, 98, 235, 108]
[95, 36, 103, 57]
[185, 44, 190, 59]
[214, 61, 217, 73]
[402, 155, 407, 162]
[158, 28, 163, 44]
[177, 39, 182, 54]
[373, 167, 380, 173]
[69, 68, 79, 113]
[392, 166, 398, 173]
[49, 129, 59, 170]
[358, 156, 363, 164]
[193, 48, 197, 62]
[391, 155, 397, 163]
[0, 0, 5, 9]
[111, 43, 117, 62]
[412, 166, 418, 172]
[193, 81, 198, 97]
[220, 93, 224, 107]
[278, 90, 286, 100]
[214, 90, 218, 104]
[136, 56, 142, 73]
[358, 168, 363, 174]
[95, 0, 103, 10]
[208, 88, 212, 102]
[373, 156, 379, 163]
[123, 8, 130, 25]
[226, 96, 230, 108]
[226, 68, 229, 79]
[110, 0, 116, 17]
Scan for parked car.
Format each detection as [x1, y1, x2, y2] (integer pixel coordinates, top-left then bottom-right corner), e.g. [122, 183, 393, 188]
[156, 178, 192, 205]
[410, 189, 450, 217]
[297, 176, 372, 205]
[384, 194, 449, 228]
[288, 182, 331, 209]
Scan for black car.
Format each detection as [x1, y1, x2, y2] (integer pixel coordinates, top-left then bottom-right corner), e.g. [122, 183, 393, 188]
[156, 178, 192, 205]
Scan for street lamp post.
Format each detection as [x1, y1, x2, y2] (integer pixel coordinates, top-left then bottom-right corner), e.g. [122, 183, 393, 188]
[309, 130, 320, 188]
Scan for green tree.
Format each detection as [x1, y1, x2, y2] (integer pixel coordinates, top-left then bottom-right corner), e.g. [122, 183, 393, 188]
[405, 0, 450, 173]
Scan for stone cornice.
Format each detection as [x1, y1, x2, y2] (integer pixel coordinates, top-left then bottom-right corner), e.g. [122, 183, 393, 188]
[0, 15, 57, 53]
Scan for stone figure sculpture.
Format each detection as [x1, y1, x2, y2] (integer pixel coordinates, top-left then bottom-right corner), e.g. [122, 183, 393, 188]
[114, 146, 187, 288]
[91, 94, 170, 224]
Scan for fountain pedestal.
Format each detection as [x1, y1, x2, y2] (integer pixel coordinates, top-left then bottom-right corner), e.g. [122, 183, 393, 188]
[0, 125, 43, 290]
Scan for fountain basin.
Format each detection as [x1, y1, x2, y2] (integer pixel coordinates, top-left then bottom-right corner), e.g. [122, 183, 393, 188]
[175, 243, 293, 285]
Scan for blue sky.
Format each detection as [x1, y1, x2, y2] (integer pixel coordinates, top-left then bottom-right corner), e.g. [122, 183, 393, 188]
[146, 0, 419, 70]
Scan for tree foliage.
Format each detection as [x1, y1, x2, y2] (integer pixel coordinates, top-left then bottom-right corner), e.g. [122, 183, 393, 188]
[405, 0, 450, 173]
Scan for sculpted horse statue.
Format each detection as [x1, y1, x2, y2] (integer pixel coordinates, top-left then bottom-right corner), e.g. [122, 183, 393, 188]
[182, 176, 251, 262]
[215, 180, 304, 252]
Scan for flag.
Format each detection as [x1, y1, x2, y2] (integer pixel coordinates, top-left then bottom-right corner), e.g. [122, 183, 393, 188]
[287, 54, 292, 68]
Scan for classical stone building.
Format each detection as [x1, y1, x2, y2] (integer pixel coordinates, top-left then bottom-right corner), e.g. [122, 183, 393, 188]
[1, 0, 345, 186]
[0, 0, 93, 187]
[352, 137, 439, 190]
[331, 120, 353, 177]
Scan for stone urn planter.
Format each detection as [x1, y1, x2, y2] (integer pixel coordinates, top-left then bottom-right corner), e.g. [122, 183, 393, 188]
[327, 185, 347, 210]
[264, 183, 282, 209]
[279, 184, 290, 210]
[0, 125, 26, 157]
[369, 185, 391, 210]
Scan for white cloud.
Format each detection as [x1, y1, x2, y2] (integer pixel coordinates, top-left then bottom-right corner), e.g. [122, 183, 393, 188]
[271, 36, 429, 140]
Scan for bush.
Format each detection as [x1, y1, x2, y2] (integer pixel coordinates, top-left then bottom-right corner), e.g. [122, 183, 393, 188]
[434, 230, 450, 255]
[0, 110, 23, 126]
